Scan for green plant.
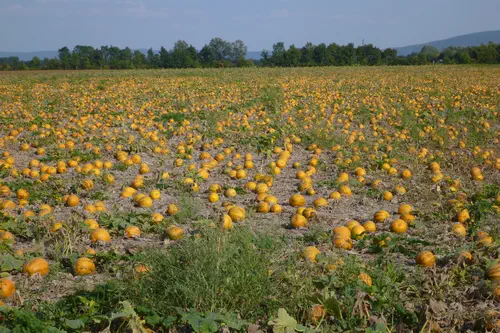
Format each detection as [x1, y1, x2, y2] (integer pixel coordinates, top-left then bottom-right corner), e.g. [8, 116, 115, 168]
[125, 227, 307, 321]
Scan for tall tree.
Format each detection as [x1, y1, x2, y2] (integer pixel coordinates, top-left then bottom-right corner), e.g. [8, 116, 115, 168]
[30, 56, 41, 69]
[230, 40, 248, 64]
[58, 47, 71, 69]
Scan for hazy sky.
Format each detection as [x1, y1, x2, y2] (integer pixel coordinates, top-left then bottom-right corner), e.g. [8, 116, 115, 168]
[1, 0, 499, 52]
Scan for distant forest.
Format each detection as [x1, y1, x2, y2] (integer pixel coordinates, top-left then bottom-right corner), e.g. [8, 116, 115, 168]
[1, 38, 500, 70]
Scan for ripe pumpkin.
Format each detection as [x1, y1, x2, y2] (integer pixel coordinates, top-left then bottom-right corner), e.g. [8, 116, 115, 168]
[208, 192, 219, 203]
[313, 197, 328, 208]
[166, 204, 179, 216]
[488, 263, 500, 281]
[333, 236, 353, 250]
[362, 221, 376, 233]
[333, 226, 351, 238]
[345, 220, 360, 231]
[329, 191, 341, 200]
[457, 209, 470, 223]
[166, 225, 184, 240]
[374, 210, 389, 223]
[302, 246, 320, 262]
[150, 190, 161, 200]
[290, 214, 307, 228]
[24, 257, 49, 276]
[74, 257, 96, 276]
[124, 225, 141, 238]
[222, 214, 233, 230]
[256, 202, 270, 213]
[289, 193, 306, 207]
[391, 219, 408, 234]
[451, 223, 466, 237]
[358, 272, 372, 286]
[228, 206, 245, 222]
[138, 196, 153, 208]
[416, 251, 435, 267]
[0, 278, 15, 298]
[270, 204, 282, 213]
[398, 204, 413, 215]
[351, 225, 366, 240]
[310, 304, 326, 324]
[90, 228, 111, 243]
[302, 208, 316, 218]
[66, 194, 79, 207]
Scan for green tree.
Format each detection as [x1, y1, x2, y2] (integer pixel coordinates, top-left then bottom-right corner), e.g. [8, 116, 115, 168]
[132, 50, 146, 68]
[30, 56, 41, 69]
[420, 45, 440, 62]
[58, 47, 71, 69]
[285, 45, 301, 67]
[313, 43, 328, 66]
[270, 42, 286, 66]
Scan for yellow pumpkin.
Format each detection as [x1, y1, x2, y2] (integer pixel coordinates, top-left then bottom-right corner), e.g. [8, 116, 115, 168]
[166, 225, 184, 240]
[166, 204, 179, 216]
[270, 204, 282, 213]
[374, 210, 389, 223]
[333, 226, 351, 238]
[416, 251, 435, 267]
[90, 228, 111, 243]
[329, 191, 341, 200]
[290, 214, 307, 228]
[74, 257, 96, 276]
[391, 219, 407, 234]
[150, 190, 161, 200]
[456, 209, 470, 223]
[351, 225, 366, 240]
[358, 272, 372, 286]
[362, 221, 376, 233]
[228, 206, 245, 222]
[345, 220, 360, 231]
[208, 192, 219, 203]
[256, 202, 270, 213]
[23, 257, 49, 276]
[302, 246, 320, 262]
[451, 223, 466, 237]
[289, 193, 306, 207]
[313, 197, 328, 208]
[488, 263, 500, 281]
[310, 304, 326, 324]
[222, 214, 233, 230]
[0, 278, 15, 298]
[152, 213, 164, 223]
[398, 204, 413, 215]
[124, 225, 141, 238]
[66, 194, 79, 207]
[332, 236, 353, 250]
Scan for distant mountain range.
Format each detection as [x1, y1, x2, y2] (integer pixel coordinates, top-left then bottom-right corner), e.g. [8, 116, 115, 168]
[2, 30, 500, 61]
[395, 30, 500, 56]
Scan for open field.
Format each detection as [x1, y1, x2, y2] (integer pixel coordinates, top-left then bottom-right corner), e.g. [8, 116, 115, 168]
[0, 66, 499, 332]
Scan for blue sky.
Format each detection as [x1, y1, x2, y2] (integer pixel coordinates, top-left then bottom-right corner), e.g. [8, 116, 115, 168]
[1, 0, 499, 52]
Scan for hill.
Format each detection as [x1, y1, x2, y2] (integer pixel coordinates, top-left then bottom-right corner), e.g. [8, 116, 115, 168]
[396, 30, 500, 56]
[0, 50, 58, 61]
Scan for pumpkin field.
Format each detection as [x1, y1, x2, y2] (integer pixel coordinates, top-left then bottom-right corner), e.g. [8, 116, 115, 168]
[0, 66, 499, 332]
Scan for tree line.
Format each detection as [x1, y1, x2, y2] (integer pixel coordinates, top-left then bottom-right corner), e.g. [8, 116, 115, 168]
[1, 38, 500, 71]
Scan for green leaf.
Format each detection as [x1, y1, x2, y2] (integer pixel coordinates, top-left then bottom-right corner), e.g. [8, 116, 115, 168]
[0, 254, 23, 272]
[200, 318, 218, 333]
[145, 314, 161, 326]
[64, 318, 85, 329]
[323, 295, 342, 319]
[269, 308, 298, 333]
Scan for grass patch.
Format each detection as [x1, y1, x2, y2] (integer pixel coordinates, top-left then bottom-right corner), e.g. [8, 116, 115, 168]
[125, 227, 310, 321]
